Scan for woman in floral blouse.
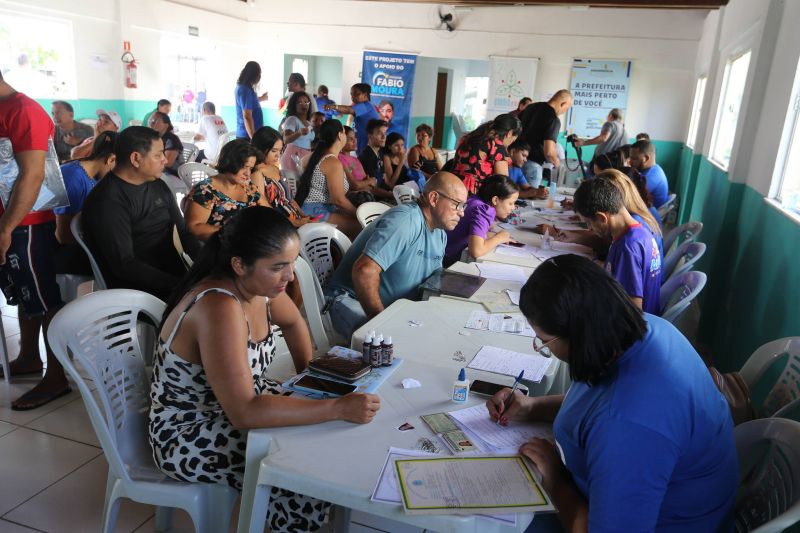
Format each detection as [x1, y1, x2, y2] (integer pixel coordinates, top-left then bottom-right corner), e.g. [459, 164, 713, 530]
[452, 113, 521, 195]
[185, 139, 267, 240]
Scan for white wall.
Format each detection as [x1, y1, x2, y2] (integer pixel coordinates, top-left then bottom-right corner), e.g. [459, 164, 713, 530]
[3, 0, 711, 142]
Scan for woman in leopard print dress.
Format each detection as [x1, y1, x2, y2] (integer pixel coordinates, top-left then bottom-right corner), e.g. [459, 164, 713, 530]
[148, 207, 381, 532]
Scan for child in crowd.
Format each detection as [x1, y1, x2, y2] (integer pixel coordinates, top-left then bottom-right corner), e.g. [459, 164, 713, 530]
[573, 175, 662, 313]
[407, 124, 442, 179]
[508, 141, 549, 200]
[310, 111, 326, 146]
[382, 132, 412, 188]
[444, 174, 520, 266]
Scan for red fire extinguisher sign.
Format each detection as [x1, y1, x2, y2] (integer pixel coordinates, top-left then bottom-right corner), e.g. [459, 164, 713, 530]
[122, 42, 137, 89]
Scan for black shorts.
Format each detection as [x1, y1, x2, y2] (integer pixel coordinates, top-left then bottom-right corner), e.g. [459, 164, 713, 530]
[1, 222, 64, 317]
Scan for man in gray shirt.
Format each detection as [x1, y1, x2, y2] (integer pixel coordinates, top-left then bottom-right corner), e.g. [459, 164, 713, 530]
[51, 100, 94, 162]
[574, 108, 629, 159]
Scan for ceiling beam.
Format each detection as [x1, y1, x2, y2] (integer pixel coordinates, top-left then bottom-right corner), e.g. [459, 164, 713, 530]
[356, 0, 728, 8]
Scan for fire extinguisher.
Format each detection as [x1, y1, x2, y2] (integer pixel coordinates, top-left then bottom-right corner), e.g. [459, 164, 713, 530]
[122, 41, 137, 89]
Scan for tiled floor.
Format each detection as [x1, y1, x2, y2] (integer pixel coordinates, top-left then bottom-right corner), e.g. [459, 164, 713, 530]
[0, 298, 423, 533]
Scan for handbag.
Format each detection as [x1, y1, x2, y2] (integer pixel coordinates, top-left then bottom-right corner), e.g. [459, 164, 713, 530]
[0, 137, 69, 212]
[707, 366, 756, 425]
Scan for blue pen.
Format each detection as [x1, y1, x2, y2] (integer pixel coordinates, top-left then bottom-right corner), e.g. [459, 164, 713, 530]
[497, 370, 525, 425]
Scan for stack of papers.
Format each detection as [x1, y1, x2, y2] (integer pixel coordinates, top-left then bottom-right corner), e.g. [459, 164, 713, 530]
[371, 448, 519, 524]
[467, 345, 553, 383]
[476, 263, 530, 283]
[464, 310, 535, 337]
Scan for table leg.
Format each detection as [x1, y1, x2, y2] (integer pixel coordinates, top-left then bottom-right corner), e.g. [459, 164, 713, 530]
[332, 505, 352, 532]
[237, 432, 273, 533]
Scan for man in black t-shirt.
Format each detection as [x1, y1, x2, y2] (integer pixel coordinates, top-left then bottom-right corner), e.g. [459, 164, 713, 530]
[359, 119, 388, 185]
[82, 127, 198, 301]
[518, 90, 573, 186]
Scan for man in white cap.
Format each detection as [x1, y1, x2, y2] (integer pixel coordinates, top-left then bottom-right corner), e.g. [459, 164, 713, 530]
[69, 109, 121, 160]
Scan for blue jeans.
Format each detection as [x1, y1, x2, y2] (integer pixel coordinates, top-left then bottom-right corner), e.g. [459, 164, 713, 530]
[326, 290, 369, 341]
[522, 161, 544, 188]
[302, 202, 337, 221]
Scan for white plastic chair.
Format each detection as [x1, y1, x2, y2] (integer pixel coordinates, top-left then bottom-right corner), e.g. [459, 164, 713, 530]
[739, 337, 800, 419]
[47, 289, 238, 533]
[0, 315, 8, 383]
[217, 131, 237, 155]
[56, 273, 94, 302]
[657, 193, 677, 221]
[181, 142, 200, 164]
[293, 256, 331, 354]
[663, 220, 703, 256]
[662, 241, 707, 283]
[774, 398, 800, 422]
[297, 223, 352, 290]
[173, 226, 193, 270]
[71, 213, 107, 290]
[281, 169, 298, 199]
[659, 270, 706, 323]
[393, 184, 419, 204]
[356, 202, 390, 228]
[734, 418, 800, 532]
[177, 162, 218, 191]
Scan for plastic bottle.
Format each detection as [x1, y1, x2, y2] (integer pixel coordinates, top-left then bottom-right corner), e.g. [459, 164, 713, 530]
[542, 228, 553, 250]
[452, 368, 469, 403]
[547, 180, 557, 208]
[381, 336, 394, 366]
[362, 334, 373, 365]
[370, 336, 382, 368]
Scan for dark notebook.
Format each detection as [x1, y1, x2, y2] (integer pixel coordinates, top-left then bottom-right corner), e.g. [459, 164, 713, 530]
[419, 269, 487, 299]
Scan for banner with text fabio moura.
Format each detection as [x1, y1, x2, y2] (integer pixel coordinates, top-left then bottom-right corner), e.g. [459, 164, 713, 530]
[361, 50, 417, 140]
[567, 59, 632, 138]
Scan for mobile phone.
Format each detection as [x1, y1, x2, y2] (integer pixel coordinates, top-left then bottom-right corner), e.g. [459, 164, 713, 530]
[505, 241, 525, 248]
[515, 199, 527, 206]
[470, 379, 528, 398]
[293, 375, 357, 397]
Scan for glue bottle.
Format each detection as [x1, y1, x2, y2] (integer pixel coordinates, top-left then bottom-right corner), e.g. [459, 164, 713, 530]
[362, 333, 373, 365]
[452, 368, 469, 403]
[548, 180, 557, 208]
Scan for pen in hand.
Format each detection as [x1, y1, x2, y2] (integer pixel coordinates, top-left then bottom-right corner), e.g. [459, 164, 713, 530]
[497, 370, 525, 425]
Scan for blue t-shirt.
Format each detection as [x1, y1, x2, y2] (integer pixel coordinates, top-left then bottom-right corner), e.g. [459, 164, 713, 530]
[327, 202, 446, 305]
[554, 314, 738, 532]
[631, 212, 664, 261]
[642, 163, 669, 208]
[605, 223, 662, 314]
[353, 101, 381, 153]
[54, 161, 97, 216]
[234, 84, 263, 138]
[315, 96, 337, 120]
[508, 166, 528, 188]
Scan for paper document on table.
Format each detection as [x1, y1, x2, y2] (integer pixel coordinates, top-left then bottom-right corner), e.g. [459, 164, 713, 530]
[505, 290, 521, 305]
[477, 263, 530, 283]
[371, 448, 516, 525]
[394, 455, 553, 515]
[529, 242, 595, 261]
[448, 404, 553, 453]
[495, 244, 535, 258]
[468, 345, 553, 383]
[476, 291, 519, 313]
[464, 310, 535, 337]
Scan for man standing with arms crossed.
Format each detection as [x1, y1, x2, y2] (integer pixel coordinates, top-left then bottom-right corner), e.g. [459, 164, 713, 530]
[0, 70, 69, 410]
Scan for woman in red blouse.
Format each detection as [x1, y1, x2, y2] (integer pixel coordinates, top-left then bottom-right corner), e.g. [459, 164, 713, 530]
[452, 113, 521, 194]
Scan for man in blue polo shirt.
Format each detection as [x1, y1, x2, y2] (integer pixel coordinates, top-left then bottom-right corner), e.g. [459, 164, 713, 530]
[630, 139, 669, 208]
[326, 172, 467, 339]
[573, 176, 662, 314]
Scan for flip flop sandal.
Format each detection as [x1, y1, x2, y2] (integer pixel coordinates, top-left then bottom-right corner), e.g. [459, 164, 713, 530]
[11, 387, 73, 411]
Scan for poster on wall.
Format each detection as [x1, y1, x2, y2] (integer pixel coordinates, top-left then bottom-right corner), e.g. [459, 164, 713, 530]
[567, 59, 632, 137]
[362, 51, 417, 140]
[487, 56, 539, 119]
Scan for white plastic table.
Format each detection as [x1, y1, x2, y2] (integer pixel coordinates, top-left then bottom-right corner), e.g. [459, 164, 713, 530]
[237, 298, 570, 533]
[238, 361, 539, 533]
[439, 261, 532, 304]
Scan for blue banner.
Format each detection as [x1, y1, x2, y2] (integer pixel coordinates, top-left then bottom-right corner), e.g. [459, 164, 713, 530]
[567, 59, 632, 138]
[362, 51, 417, 142]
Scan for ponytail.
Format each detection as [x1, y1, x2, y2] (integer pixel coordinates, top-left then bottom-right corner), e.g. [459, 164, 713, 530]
[459, 113, 521, 153]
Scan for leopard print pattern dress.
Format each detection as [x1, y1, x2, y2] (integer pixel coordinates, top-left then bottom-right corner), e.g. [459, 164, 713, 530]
[148, 288, 330, 532]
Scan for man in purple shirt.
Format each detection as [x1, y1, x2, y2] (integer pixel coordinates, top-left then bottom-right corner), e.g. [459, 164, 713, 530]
[573, 176, 662, 314]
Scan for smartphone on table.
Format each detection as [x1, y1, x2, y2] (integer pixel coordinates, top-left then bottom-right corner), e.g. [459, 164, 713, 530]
[470, 379, 529, 398]
[293, 375, 357, 397]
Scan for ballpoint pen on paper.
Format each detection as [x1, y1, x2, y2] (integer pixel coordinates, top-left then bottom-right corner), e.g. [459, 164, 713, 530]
[497, 370, 525, 425]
